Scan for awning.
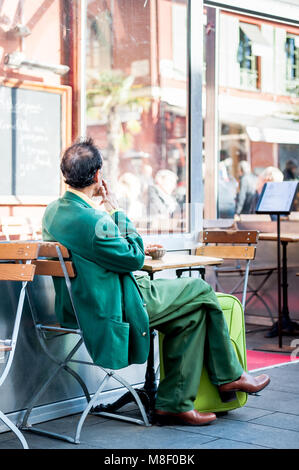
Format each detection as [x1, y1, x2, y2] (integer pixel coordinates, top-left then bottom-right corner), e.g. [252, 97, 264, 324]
[240, 22, 270, 56]
[246, 126, 299, 144]
[221, 112, 299, 144]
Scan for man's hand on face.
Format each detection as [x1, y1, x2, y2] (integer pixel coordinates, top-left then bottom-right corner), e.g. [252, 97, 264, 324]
[144, 243, 164, 255]
[98, 179, 119, 213]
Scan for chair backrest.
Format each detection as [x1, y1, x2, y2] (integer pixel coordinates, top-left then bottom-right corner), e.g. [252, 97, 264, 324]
[33, 242, 76, 279]
[196, 230, 259, 310]
[196, 230, 259, 261]
[0, 242, 39, 281]
[0, 241, 75, 281]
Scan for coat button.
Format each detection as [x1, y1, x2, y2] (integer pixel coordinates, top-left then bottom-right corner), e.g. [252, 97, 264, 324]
[142, 332, 147, 336]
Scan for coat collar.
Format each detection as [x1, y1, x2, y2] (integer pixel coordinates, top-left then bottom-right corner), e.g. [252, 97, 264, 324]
[62, 190, 94, 209]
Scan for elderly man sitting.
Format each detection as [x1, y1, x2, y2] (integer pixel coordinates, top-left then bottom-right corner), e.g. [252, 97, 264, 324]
[42, 138, 270, 426]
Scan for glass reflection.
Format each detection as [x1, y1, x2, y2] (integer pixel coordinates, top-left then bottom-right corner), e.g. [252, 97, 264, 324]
[216, 11, 299, 218]
[86, 0, 188, 233]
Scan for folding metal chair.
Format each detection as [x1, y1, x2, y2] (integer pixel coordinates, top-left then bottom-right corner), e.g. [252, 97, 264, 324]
[198, 231, 279, 323]
[20, 241, 152, 445]
[196, 230, 259, 312]
[0, 242, 40, 449]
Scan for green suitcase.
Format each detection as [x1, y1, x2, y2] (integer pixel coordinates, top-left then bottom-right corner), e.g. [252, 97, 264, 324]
[158, 293, 248, 413]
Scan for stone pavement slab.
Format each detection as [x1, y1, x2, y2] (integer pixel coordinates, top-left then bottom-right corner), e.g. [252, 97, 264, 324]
[219, 406, 274, 422]
[198, 438, 268, 449]
[0, 362, 298, 450]
[249, 412, 299, 432]
[172, 418, 299, 449]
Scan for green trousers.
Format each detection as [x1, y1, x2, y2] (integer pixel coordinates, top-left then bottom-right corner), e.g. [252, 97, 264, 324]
[136, 275, 244, 413]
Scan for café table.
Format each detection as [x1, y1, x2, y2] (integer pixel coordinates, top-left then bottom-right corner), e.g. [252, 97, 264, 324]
[258, 232, 299, 341]
[142, 253, 223, 280]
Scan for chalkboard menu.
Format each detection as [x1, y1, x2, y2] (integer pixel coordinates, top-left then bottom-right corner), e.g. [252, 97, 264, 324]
[0, 84, 64, 197]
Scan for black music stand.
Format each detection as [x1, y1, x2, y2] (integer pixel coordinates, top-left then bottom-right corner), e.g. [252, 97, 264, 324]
[256, 181, 299, 348]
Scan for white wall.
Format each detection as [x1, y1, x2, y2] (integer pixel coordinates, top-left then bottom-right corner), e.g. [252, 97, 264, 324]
[274, 27, 287, 95]
[219, 14, 240, 88]
[206, 0, 299, 23]
[260, 24, 274, 94]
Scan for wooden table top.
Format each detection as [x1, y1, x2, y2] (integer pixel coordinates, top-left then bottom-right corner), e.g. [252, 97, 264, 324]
[259, 233, 299, 243]
[142, 253, 223, 273]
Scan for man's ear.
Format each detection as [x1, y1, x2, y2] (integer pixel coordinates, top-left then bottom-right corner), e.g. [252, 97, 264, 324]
[93, 169, 100, 183]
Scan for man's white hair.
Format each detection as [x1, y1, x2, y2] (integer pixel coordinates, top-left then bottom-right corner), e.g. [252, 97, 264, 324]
[260, 166, 283, 183]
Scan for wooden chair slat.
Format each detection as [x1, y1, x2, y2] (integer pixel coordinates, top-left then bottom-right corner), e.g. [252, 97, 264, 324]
[0, 243, 40, 260]
[33, 260, 75, 278]
[37, 242, 70, 259]
[0, 264, 36, 281]
[196, 245, 256, 260]
[0, 345, 12, 352]
[201, 230, 259, 244]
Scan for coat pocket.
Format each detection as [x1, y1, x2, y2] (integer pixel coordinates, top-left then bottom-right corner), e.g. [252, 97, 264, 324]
[84, 318, 130, 370]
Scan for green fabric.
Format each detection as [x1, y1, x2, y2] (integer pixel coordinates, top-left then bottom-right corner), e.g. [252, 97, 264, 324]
[193, 293, 248, 413]
[42, 191, 150, 370]
[137, 276, 244, 413]
[43, 191, 245, 413]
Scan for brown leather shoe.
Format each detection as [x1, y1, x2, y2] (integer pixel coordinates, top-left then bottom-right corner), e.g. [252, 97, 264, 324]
[154, 409, 216, 426]
[218, 372, 270, 402]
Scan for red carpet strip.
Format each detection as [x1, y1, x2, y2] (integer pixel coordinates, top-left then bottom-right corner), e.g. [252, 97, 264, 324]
[247, 349, 295, 371]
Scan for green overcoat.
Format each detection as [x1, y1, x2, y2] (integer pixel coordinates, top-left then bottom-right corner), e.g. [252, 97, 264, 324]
[42, 191, 150, 370]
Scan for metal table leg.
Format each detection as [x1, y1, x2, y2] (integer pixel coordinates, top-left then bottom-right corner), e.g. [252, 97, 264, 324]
[266, 241, 299, 338]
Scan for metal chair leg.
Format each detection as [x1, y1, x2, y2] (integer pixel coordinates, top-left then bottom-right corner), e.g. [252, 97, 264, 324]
[20, 362, 66, 429]
[0, 410, 29, 449]
[0, 275, 31, 449]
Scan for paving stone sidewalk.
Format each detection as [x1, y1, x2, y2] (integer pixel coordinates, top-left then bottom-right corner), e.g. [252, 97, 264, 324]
[0, 361, 298, 450]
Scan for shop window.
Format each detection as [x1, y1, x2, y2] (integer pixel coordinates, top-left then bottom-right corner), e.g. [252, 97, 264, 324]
[85, 0, 189, 234]
[204, 11, 299, 220]
[286, 34, 299, 96]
